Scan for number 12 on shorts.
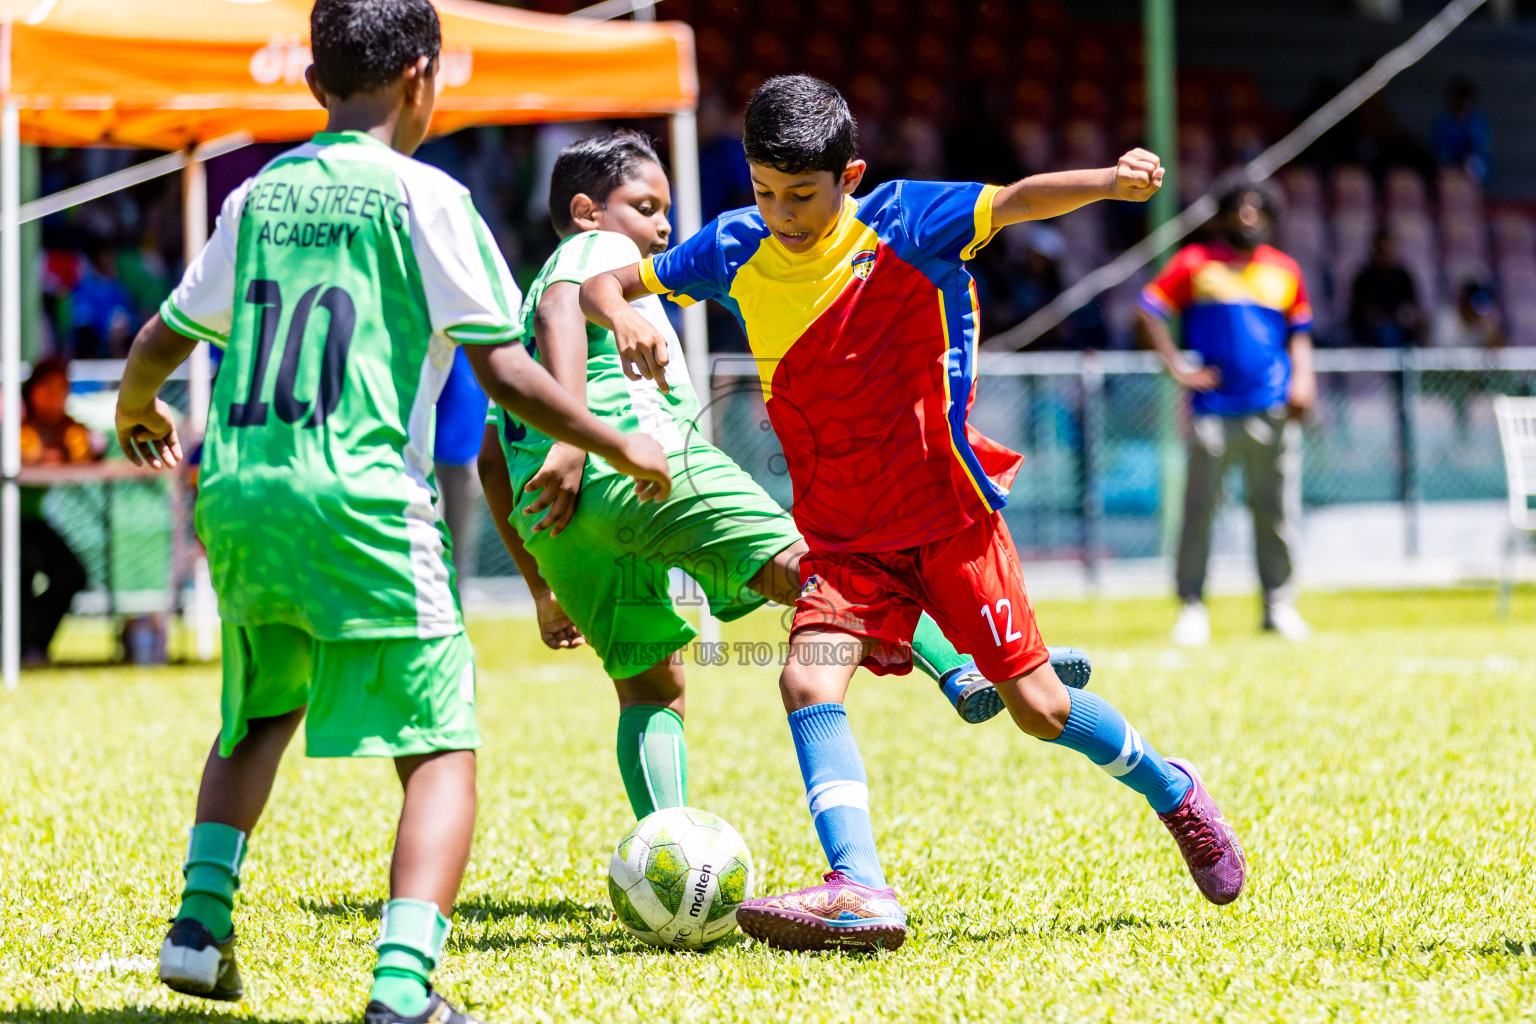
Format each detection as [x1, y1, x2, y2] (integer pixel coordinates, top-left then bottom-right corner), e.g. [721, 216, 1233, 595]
[980, 599, 1023, 646]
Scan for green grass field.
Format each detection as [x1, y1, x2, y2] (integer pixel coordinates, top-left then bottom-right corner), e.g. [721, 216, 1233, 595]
[3, 587, 1536, 1023]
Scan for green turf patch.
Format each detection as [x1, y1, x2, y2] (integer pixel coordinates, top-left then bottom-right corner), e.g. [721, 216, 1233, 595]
[3, 588, 1535, 1022]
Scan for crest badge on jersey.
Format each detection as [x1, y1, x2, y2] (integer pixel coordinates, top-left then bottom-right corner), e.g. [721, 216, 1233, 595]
[850, 250, 877, 280]
[799, 574, 822, 598]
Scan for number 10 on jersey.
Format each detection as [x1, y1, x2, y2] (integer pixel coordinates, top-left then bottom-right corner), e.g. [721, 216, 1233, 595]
[228, 278, 357, 429]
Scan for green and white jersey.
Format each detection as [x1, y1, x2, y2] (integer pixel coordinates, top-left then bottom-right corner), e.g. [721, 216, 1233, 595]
[493, 229, 704, 495]
[163, 131, 521, 640]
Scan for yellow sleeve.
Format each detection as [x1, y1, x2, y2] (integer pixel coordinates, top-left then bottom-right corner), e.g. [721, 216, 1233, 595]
[959, 184, 1004, 261]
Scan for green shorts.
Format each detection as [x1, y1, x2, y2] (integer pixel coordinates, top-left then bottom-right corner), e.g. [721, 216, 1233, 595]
[219, 623, 479, 759]
[519, 445, 800, 679]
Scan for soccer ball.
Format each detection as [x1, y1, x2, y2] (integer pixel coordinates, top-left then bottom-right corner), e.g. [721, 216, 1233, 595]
[607, 806, 754, 949]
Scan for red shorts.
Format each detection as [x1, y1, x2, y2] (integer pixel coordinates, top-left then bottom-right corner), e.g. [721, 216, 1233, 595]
[790, 514, 1049, 683]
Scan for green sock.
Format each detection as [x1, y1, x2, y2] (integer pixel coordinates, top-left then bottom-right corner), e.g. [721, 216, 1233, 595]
[616, 705, 687, 818]
[370, 898, 450, 1017]
[174, 822, 246, 941]
[910, 613, 972, 681]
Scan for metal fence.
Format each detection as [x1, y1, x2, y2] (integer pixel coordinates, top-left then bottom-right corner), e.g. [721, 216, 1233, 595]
[41, 349, 1536, 602]
[472, 347, 1536, 581]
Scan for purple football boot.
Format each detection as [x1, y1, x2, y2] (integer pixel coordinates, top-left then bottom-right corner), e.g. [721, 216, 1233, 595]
[1158, 758, 1247, 905]
[737, 871, 907, 952]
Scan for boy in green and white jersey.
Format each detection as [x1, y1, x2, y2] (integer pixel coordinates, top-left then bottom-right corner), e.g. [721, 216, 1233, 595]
[478, 132, 1084, 822]
[113, 4, 667, 1023]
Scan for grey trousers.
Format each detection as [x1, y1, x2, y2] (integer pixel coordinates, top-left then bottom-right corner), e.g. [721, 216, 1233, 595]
[1175, 409, 1302, 607]
[435, 461, 482, 589]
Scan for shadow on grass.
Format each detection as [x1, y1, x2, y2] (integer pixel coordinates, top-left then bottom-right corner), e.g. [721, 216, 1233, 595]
[453, 894, 608, 924]
[3, 1009, 341, 1024]
[297, 894, 610, 926]
[296, 896, 383, 921]
[937, 912, 1175, 943]
[458, 916, 754, 956]
[1468, 938, 1536, 957]
[296, 894, 760, 956]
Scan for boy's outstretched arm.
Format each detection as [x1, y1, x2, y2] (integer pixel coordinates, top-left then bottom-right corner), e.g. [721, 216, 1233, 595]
[992, 148, 1165, 227]
[580, 265, 671, 393]
[115, 314, 198, 470]
[462, 340, 670, 501]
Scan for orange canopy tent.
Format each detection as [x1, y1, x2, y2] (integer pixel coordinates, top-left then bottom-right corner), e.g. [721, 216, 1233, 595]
[0, 0, 705, 687]
[2, 0, 695, 148]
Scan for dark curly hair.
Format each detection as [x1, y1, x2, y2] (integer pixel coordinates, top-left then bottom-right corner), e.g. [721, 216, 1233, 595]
[743, 75, 858, 176]
[548, 130, 663, 233]
[310, 0, 441, 100]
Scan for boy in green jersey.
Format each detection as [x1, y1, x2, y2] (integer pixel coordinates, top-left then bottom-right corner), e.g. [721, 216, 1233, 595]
[114, 3, 668, 1022]
[477, 131, 1092, 822]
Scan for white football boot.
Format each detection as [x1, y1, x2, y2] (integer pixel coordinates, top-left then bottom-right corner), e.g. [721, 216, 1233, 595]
[1264, 602, 1313, 642]
[1171, 601, 1211, 647]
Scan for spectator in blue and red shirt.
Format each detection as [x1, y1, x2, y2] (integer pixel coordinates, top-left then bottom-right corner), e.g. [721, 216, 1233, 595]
[1138, 184, 1317, 647]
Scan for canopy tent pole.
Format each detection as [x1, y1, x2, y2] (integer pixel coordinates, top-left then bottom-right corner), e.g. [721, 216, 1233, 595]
[2, 17, 18, 691]
[183, 151, 209, 436]
[668, 109, 710, 439]
[668, 108, 716, 646]
[182, 148, 216, 662]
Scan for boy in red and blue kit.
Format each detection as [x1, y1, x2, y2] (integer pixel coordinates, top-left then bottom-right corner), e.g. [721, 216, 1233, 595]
[581, 75, 1247, 952]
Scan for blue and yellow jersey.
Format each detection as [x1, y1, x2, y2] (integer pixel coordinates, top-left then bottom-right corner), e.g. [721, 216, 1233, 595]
[1140, 241, 1314, 416]
[640, 180, 1024, 553]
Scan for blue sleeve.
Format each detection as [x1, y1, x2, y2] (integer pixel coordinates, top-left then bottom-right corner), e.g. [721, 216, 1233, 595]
[434, 346, 491, 465]
[896, 180, 1001, 264]
[642, 217, 726, 307]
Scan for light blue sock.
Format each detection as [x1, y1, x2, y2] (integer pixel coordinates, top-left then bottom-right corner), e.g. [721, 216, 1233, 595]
[1048, 689, 1192, 814]
[787, 703, 887, 889]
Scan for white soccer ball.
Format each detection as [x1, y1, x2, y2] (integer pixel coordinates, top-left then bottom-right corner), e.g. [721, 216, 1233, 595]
[607, 806, 755, 949]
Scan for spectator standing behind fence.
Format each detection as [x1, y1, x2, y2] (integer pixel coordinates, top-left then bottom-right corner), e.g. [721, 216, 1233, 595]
[68, 234, 137, 358]
[18, 358, 99, 665]
[1349, 229, 1422, 347]
[1138, 185, 1317, 647]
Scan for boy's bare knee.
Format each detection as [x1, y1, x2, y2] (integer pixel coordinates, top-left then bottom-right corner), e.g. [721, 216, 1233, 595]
[778, 664, 816, 711]
[614, 657, 685, 714]
[1002, 666, 1071, 739]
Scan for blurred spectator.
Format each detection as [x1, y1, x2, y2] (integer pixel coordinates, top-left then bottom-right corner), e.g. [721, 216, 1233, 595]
[18, 358, 99, 665]
[1349, 229, 1422, 347]
[1430, 281, 1504, 348]
[1138, 185, 1316, 646]
[983, 224, 1072, 345]
[68, 234, 137, 358]
[697, 92, 753, 220]
[1432, 75, 1492, 186]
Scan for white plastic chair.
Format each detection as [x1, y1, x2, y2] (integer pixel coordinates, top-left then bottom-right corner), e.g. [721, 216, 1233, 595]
[1494, 396, 1536, 616]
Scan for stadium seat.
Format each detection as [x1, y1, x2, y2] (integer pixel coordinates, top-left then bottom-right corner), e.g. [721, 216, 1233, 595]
[1437, 167, 1483, 219]
[1505, 299, 1536, 348]
[1010, 118, 1055, 174]
[801, 30, 843, 83]
[1331, 165, 1375, 213]
[1281, 166, 1324, 213]
[1063, 118, 1108, 168]
[1384, 167, 1428, 215]
[1492, 210, 1534, 263]
[1228, 120, 1267, 163]
[1068, 79, 1107, 120]
[1279, 208, 1327, 265]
